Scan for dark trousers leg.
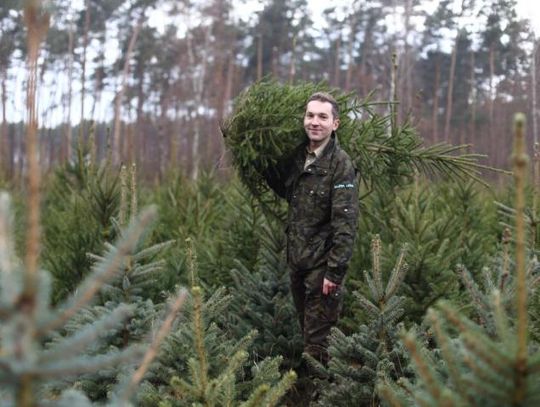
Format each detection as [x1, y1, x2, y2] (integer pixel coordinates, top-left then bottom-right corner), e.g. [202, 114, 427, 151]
[290, 268, 306, 333]
[290, 265, 343, 365]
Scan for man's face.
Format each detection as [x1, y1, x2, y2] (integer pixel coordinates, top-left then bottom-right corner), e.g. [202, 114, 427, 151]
[303, 100, 340, 146]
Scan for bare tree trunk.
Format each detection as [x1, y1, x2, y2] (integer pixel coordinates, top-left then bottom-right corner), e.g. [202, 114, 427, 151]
[432, 57, 440, 143]
[333, 36, 341, 87]
[257, 34, 263, 81]
[489, 45, 495, 130]
[489, 44, 496, 163]
[532, 41, 538, 146]
[289, 36, 296, 84]
[126, 105, 134, 164]
[345, 14, 355, 91]
[1, 68, 9, 177]
[79, 1, 90, 150]
[91, 31, 106, 123]
[271, 46, 278, 78]
[135, 67, 144, 167]
[402, 0, 413, 118]
[112, 12, 144, 166]
[469, 50, 476, 145]
[389, 53, 398, 137]
[64, 21, 74, 163]
[222, 52, 235, 118]
[444, 32, 459, 143]
[187, 22, 212, 180]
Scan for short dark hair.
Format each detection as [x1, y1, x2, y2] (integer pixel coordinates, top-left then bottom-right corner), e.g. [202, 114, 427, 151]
[306, 92, 339, 119]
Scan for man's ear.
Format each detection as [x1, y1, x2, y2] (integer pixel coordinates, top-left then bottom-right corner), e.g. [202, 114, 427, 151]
[333, 118, 340, 131]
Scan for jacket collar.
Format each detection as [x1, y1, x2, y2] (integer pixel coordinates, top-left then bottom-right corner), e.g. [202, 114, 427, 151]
[296, 133, 337, 171]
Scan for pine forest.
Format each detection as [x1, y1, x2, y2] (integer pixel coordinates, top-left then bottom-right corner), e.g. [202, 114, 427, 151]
[3, 0, 540, 406]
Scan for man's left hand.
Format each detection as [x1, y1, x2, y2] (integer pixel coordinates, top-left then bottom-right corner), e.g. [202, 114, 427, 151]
[322, 278, 339, 295]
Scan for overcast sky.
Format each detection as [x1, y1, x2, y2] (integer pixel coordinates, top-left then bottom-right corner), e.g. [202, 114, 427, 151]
[515, 0, 540, 35]
[8, 0, 540, 126]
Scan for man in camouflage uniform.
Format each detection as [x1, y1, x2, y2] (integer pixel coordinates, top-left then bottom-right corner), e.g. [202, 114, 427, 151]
[264, 92, 359, 365]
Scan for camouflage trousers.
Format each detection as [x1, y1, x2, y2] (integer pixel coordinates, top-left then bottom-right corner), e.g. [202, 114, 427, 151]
[289, 264, 344, 365]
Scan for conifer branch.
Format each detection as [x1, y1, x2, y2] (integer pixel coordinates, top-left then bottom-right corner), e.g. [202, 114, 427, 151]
[458, 265, 489, 325]
[492, 290, 512, 346]
[119, 288, 187, 402]
[427, 309, 467, 401]
[192, 286, 208, 393]
[239, 384, 270, 407]
[377, 383, 406, 407]
[260, 370, 296, 407]
[402, 332, 441, 401]
[29, 348, 142, 379]
[385, 244, 408, 299]
[36, 207, 157, 336]
[512, 113, 528, 405]
[438, 303, 514, 371]
[372, 235, 384, 299]
[130, 163, 137, 222]
[41, 304, 134, 363]
[119, 165, 128, 226]
[131, 240, 175, 262]
[461, 350, 512, 402]
[364, 270, 380, 305]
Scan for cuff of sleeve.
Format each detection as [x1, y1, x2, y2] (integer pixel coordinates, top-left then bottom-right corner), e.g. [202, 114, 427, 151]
[326, 265, 347, 285]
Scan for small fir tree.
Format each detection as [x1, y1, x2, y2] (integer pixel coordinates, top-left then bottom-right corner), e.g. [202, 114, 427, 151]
[42, 162, 120, 303]
[305, 235, 413, 407]
[0, 191, 157, 405]
[379, 114, 540, 407]
[137, 284, 296, 406]
[50, 164, 175, 401]
[161, 286, 296, 407]
[228, 220, 304, 372]
[351, 187, 464, 323]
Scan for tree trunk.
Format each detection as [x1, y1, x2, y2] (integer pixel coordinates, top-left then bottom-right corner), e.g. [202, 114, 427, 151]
[444, 33, 459, 143]
[112, 12, 144, 166]
[1, 69, 9, 177]
[271, 46, 278, 78]
[469, 50, 476, 146]
[135, 67, 144, 167]
[257, 34, 263, 81]
[532, 41, 538, 146]
[64, 21, 74, 163]
[402, 0, 413, 118]
[333, 36, 341, 87]
[345, 14, 356, 91]
[358, 15, 375, 96]
[187, 21, 212, 180]
[79, 1, 91, 149]
[489, 44, 496, 163]
[432, 57, 440, 143]
[288, 36, 296, 84]
[91, 30, 106, 124]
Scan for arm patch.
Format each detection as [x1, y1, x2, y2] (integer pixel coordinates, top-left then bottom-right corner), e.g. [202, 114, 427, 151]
[334, 183, 355, 189]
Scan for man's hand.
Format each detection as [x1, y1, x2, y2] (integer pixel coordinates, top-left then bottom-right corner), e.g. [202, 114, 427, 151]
[322, 278, 339, 295]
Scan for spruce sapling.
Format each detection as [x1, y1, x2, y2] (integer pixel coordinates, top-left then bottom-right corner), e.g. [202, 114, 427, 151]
[305, 235, 411, 407]
[379, 114, 540, 407]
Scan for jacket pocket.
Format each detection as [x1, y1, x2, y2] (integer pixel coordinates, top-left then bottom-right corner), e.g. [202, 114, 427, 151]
[288, 233, 330, 270]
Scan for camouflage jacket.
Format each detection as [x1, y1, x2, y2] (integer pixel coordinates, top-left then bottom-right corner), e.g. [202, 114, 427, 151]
[264, 135, 359, 284]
